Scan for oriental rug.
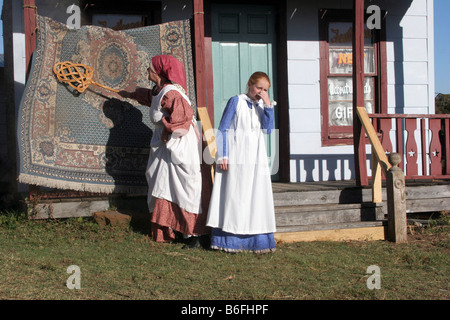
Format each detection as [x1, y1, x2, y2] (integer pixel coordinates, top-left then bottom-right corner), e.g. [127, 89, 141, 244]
[18, 15, 196, 194]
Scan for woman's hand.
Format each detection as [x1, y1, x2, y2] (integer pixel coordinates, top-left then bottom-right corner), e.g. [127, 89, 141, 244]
[161, 128, 169, 144]
[218, 158, 228, 171]
[257, 90, 271, 106]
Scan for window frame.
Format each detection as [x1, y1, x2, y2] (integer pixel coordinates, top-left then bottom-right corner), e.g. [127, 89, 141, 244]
[319, 8, 387, 146]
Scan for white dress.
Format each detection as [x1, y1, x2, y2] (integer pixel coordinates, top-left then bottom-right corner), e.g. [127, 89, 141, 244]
[145, 85, 202, 214]
[206, 94, 276, 235]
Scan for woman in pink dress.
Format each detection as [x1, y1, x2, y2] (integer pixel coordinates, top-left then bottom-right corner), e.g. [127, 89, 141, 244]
[119, 55, 209, 248]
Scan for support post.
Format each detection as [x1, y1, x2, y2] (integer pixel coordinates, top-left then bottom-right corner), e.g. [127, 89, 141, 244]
[24, 0, 37, 72]
[193, 0, 216, 183]
[353, 0, 368, 186]
[386, 153, 408, 243]
[193, 0, 206, 110]
[371, 152, 382, 203]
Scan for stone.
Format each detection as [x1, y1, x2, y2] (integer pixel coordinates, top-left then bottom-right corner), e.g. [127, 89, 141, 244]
[92, 210, 131, 228]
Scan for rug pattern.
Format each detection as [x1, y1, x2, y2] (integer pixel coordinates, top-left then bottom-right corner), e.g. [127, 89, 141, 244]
[18, 16, 196, 194]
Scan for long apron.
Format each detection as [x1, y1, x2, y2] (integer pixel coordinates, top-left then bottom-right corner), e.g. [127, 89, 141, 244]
[206, 94, 276, 235]
[145, 85, 202, 215]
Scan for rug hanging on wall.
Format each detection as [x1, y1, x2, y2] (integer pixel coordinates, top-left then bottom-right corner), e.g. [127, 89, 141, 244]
[18, 15, 196, 194]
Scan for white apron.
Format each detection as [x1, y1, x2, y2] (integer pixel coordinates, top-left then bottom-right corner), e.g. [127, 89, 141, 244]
[206, 94, 276, 234]
[146, 85, 202, 214]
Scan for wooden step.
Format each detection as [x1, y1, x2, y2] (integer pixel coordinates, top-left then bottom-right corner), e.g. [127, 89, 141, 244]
[275, 202, 384, 227]
[272, 182, 450, 214]
[276, 220, 386, 233]
[275, 221, 387, 243]
[273, 186, 387, 241]
[273, 188, 372, 206]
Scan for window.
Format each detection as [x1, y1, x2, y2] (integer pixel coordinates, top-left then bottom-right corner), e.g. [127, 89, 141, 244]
[319, 9, 386, 146]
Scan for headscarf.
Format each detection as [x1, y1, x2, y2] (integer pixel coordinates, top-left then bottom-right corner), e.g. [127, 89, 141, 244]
[151, 55, 187, 92]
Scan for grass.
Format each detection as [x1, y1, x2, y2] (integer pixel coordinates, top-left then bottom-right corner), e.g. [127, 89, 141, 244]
[0, 210, 449, 300]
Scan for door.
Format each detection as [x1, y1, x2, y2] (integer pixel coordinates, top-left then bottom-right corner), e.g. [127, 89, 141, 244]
[211, 3, 279, 179]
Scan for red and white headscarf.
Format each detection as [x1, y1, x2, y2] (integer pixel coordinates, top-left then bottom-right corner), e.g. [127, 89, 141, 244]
[151, 55, 187, 93]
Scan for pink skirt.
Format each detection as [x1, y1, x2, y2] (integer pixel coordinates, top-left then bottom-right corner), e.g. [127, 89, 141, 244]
[150, 198, 210, 242]
[150, 148, 213, 242]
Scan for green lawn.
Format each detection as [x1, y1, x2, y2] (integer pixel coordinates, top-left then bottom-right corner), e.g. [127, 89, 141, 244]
[0, 211, 449, 301]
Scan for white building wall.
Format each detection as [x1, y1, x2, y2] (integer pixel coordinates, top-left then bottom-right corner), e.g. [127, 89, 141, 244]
[286, 0, 434, 182]
[386, 0, 435, 114]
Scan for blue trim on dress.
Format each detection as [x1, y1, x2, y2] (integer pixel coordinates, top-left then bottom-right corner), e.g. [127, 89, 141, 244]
[210, 228, 276, 253]
[216, 95, 275, 159]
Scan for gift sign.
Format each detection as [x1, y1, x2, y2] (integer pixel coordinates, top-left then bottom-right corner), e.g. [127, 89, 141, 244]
[328, 77, 374, 126]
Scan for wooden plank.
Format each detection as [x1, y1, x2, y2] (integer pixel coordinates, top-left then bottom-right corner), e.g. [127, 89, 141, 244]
[204, 36, 215, 126]
[421, 119, 428, 176]
[377, 16, 388, 114]
[372, 152, 383, 203]
[275, 226, 386, 243]
[396, 117, 404, 169]
[275, 206, 378, 226]
[24, 0, 37, 71]
[276, 221, 385, 232]
[429, 119, 443, 175]
[370, 114, 450, 119]
[445, 119, 450, 175]
[197, 107, 216, 182]
[32, 200, 110, 219]
[197, 107, 217, 158]
[193, 0, 206, 109]
[352, 0, 368, 186]
[405, 118, 418, 176]
[356, 106, 391, 172]
[276, 1, 291, 182]
[386, 154, 408, 243]
[380, 118, 393, 153]
[405, 184, 450, 199]
[406, 197, 450, 214]
[193, 0, 216, 183]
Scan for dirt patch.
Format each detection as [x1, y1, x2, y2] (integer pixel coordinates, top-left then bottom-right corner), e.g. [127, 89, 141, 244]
[407, 224, 450, 252]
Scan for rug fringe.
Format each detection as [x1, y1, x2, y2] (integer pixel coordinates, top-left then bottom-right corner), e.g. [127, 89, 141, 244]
[18, 173, 147, 195]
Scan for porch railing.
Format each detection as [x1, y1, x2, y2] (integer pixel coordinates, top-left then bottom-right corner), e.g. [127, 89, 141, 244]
[369, 113, 450, 180]
[357, 108, 450, 243]
[356, 107, 406, 243]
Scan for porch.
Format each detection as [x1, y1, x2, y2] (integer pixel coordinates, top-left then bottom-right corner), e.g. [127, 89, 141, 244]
[272, 179, 450, 242]
[24, 178, 449, 243]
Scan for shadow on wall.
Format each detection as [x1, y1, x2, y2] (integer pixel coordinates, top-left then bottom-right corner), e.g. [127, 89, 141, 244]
[102, 97, 153, 191]
[102, 97, 153, 234]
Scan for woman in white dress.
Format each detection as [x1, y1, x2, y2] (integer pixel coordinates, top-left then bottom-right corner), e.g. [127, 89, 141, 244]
[119, 55, 209, 247]
[206, 72, 276, 253]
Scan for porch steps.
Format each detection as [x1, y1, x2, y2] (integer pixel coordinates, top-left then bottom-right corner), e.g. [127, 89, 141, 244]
[272, 180, 450, 242]
[272, 184, 387, 242]
[19, 180, 449, 243]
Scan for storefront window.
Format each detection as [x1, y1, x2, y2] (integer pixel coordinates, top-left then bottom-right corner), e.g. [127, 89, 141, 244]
[319, 9, 385, 146]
